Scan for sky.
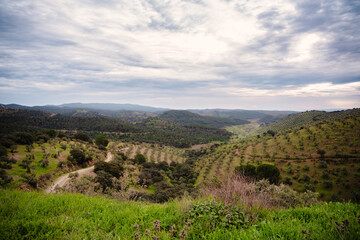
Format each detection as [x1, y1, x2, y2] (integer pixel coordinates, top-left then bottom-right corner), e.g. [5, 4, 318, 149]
[0, 0, 359, 110]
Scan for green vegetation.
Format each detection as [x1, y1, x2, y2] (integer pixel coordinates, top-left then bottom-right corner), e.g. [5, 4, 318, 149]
[159, 110, 249, 128]
[0, 108, 232, 148]
[95, 135, 109, 149]
[1, 190, 359, 239]
[0, 106, 359, 239]
[195, 109, 360, 201]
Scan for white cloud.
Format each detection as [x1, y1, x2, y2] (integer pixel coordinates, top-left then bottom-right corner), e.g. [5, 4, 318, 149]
[0, 0, 359, 109]
[215, 82, 360, 97]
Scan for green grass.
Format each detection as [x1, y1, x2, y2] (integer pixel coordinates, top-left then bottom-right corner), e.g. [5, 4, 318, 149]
[1, 190, 359, 239]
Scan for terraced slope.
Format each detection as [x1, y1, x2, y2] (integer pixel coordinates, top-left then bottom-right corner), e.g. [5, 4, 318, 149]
[195, 111, 360, 201]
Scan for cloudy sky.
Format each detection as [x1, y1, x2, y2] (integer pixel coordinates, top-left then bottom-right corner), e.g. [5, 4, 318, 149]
[0, 0, 359, 110]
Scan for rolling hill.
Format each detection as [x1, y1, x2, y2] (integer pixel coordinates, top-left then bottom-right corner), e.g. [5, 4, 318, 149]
[159, 110, 249, 128]
[195, 108, 360, 201]
[0, 107, 232, 148]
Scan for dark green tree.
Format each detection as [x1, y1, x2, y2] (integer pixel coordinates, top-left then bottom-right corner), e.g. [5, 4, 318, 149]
[95, 135, 109, 149]
[95, 170, 113, 192]
[134, 153, 146, 164]
[69, 149, 86, 164]
[0, 145, 7, 157]
[235, 164, 256, 178]
[317, 149, 326, 158]
[74, 132, 92, 143]
[256, 164, 280, 184]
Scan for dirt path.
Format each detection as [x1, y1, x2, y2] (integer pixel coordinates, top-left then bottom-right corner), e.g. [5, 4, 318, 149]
[45, 152, 113, 194]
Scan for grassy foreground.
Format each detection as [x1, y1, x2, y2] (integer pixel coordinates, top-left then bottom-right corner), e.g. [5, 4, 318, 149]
[0, 190, 359, 239]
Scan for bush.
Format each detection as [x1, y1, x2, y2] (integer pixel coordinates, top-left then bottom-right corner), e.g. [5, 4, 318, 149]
[0, 138, 15, 148]
[0, 146, 7, 157]
[95, 135, 109, 148]
[187, 201, 250, 230]
[14, 132, 34, 145]
[256, 164, 280, 184]
[21, 173, 37, 188]
[95, 170, 113, 192]
[318, 161, 327, 168]
[74, 132, 92, 143]
[303, 165, 310, 171]
[317, 149, 326, 158]
[0, 169, 13, 186]
[94, 161, 123, 178]
[153, 181, 185, 203]
[302, 174, 311, 182]
[171, 164, 196, 183]
[284, 177, 292, 185]
[323, 181, 333, 189]
[134, 153, 146, 164]
[69, 149, 86, 164]
[235, 164, 256, 178]
[0, 156, 13, 169]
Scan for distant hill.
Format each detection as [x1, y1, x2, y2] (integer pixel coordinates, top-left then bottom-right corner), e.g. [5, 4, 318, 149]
[190, 109, 296, 123]
[1, 104, 296, 124]
[0, 103, 166, 122]
[159, 110, 249, 128]
[0, 107, 232, 148]
[58, 103, 168, 112]
[257, 108, 360, 134]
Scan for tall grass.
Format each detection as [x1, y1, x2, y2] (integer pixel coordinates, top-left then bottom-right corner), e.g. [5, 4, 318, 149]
[201, 175, 274, 208]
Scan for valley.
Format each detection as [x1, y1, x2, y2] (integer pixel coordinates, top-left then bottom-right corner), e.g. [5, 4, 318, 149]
[0, 104, 359, 239]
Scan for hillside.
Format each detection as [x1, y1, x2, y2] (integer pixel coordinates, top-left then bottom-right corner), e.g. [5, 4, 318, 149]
[192, 109, 296, 123]
[195, 109, 360, 201]
[0, 108, 232, 148]
[257, 109, 360, 135]
[159, 110, 249, 128]
[1, 103, 168, 113]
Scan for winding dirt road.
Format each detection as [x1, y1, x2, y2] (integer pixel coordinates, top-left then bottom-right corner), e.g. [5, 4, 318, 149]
[45, 152, 113, 193]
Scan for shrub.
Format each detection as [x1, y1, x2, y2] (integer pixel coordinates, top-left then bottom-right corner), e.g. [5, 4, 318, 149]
[14, 132, 34, 145]
[303, 165, 310, 171]
[153, 181, 185, 203]
[0, 146, 7, 157]
[94, 161, 123, 178]
[0, 169, 13, 186]
[21, 173, 37, 188]
[0, 156, 13, 169]
[323, 181, 333, 189]
[69, 149, 86, 164]
[74, 132, 92, 143]
[235, 164, 256, 178]
[95, 170, 113, 192]
[0, 138, 15, 148]
[318, 161, 328, 168]
[284, 177, 292, 185]
[317, 149, 326, 158]
[171, 164, 196, 184]
[256, 164, 280, 184]
[187, 201, 250, 230]
[95, 135, 109, 148]
[134, 153, 146, 164]
[39, 158, 49, 168]
[302, 174, 311, 182]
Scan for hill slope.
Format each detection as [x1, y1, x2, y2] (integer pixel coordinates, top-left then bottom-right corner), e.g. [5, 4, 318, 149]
[0, 108, 232, 148]
[159, 110, 249, 128]
[191, 109, 296, 123]
[195, 108, 360, 201]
